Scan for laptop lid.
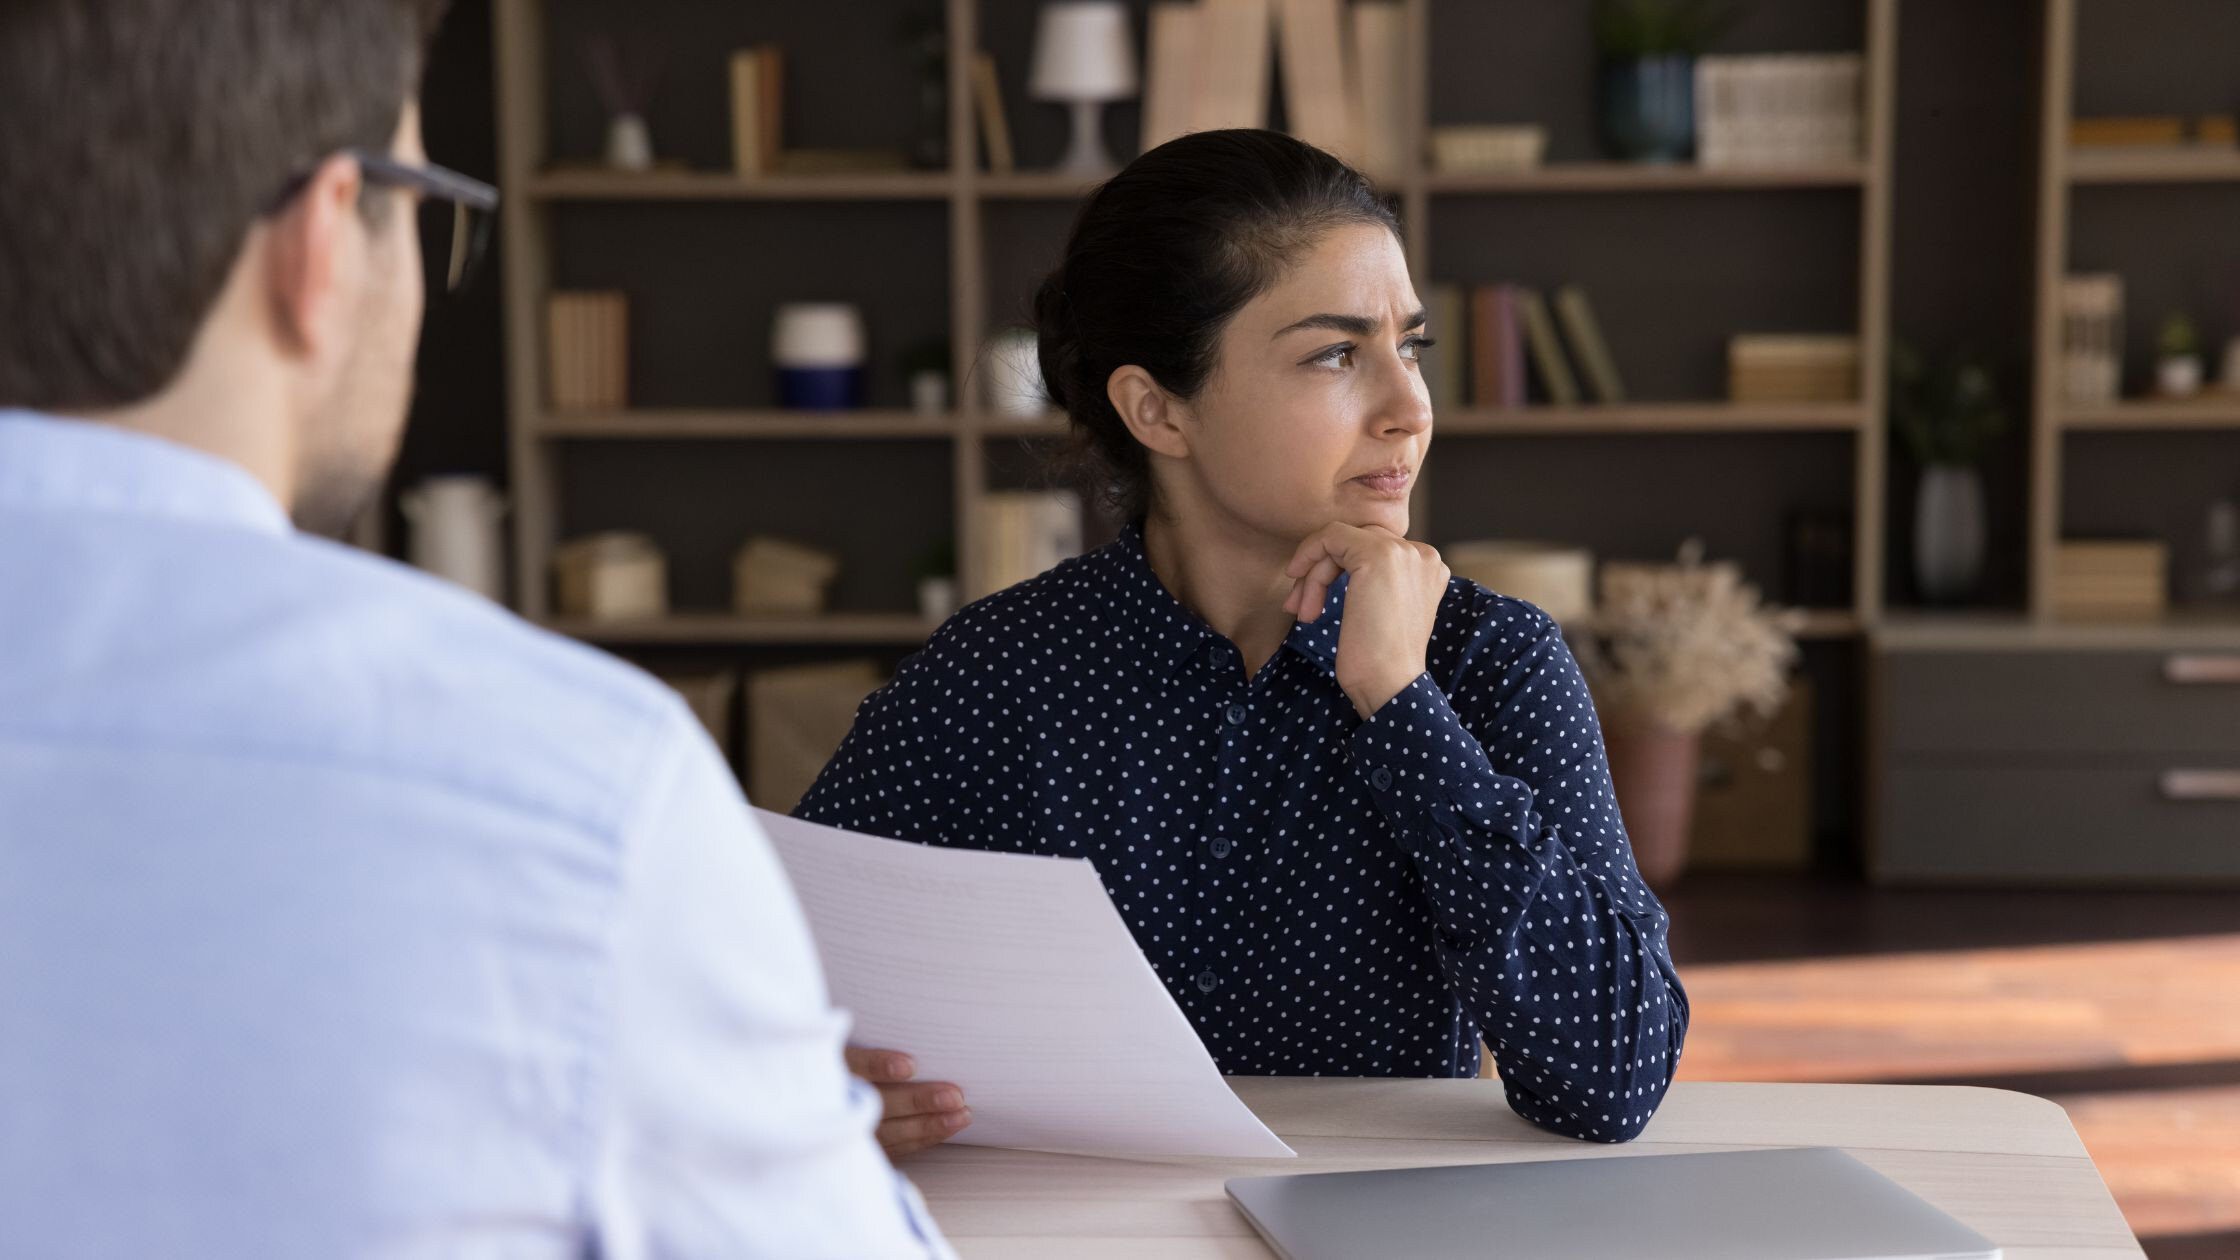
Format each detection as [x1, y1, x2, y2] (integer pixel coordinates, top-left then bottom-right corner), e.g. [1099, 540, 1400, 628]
[1225, 1146, 2000, 1260]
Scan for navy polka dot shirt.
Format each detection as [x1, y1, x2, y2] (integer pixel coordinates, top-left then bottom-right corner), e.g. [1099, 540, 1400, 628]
[796, 523, 1688, 1142]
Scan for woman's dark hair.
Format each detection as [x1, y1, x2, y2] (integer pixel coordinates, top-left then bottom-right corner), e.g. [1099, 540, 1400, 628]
[1032, 129, 1401, 521]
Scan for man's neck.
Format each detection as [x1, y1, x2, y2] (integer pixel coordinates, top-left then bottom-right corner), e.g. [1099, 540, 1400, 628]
[68, 335, 298, 515]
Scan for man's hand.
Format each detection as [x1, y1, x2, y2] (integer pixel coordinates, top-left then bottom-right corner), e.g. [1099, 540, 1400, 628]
[1283, 522, 1449, 720]
[846, 1045, 971, 1160]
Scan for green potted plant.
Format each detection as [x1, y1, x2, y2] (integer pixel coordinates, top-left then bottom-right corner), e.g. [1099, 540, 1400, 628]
[1591, 0, 1742, 162]
[1890, 341, 2006, 604]
[2155, 311, 2204, 397]
[1572, 539, 1802, 888]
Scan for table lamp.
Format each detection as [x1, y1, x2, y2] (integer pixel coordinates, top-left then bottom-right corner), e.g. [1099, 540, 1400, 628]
[1030, 1, 1139, 179]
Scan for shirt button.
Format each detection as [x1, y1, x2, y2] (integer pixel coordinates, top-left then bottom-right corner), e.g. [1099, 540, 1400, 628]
[1225, 703, 1248, 726]
[1209, 836, 1233, 859]
[1370, 767, 1394, 791]
[1195, 970, 1220, 993]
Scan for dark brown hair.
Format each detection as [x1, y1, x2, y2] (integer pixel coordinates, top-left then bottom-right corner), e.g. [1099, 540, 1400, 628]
[1032, 129, 1401, 521]
[0, 0, 449, 411]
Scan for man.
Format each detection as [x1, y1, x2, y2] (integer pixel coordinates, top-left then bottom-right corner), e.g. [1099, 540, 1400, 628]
[0, 3, 951, 1255]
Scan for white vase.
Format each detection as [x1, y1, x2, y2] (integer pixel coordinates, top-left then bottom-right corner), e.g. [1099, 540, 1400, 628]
[1913, 464, 1985, 605]
[918, 576, 957, 622]
[605, 113, 654, 171]
[403, 475, 508, 602]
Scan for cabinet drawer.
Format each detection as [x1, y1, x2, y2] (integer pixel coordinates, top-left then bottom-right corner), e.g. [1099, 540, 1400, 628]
[1880, 649, 2240, 756]
[1875, 760, 2240, 883]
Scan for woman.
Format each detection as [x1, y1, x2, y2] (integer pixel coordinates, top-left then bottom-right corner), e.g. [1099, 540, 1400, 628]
[797, 129, 1686, 1155]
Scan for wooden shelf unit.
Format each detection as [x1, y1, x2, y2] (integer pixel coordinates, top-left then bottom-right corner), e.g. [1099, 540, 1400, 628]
[493, 0, 1896, 640]
[2026, 0, 2240, 639]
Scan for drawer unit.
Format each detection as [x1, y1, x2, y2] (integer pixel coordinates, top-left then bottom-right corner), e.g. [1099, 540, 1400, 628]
[1880, 649, 2240, 757]
[1873, 643, 2240, 883]
[1877, 761, 2240, 882]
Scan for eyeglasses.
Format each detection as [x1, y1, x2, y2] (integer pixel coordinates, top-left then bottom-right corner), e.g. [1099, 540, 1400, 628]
[265, 148, 500, 294]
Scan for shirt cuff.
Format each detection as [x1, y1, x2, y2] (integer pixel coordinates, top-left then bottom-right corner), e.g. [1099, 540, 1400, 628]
[1346, 672, 1535, 852]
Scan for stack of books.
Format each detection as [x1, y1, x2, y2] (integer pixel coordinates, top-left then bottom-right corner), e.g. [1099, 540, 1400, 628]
[1428, 124, 1547, 174]
[1431, 282, 1624, 409]
[1140, 0, 1410, 183]
[2052, 539, 2168, 622]
[1696, 54, 1864, 168]
[1728, 335, 1859, 403]
[547, 292, 629, 410]
[978, 491, 1083, 593]
[2060, 274, 2124, 404]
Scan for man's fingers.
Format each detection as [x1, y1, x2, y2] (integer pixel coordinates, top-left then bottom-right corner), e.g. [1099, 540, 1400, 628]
[880, 1080, 966, 1120]
[877, 1107, 972, 1153]
[845, 1045, 915, 1083]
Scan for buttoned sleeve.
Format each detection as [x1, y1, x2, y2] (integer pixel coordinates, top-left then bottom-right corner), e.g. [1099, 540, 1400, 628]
[1346, 605, 1688, 1143]
[594, 702, 955, 1257]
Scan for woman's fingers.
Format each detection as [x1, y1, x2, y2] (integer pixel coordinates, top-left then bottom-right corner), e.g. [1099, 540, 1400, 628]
[877, 1106, 973, 1159]
[1290, 555, 1344, 621]
[845, 1045, 914, 1084]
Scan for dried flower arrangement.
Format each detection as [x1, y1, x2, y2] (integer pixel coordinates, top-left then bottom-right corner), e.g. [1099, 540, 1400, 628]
[1571, 539, 1806, 736]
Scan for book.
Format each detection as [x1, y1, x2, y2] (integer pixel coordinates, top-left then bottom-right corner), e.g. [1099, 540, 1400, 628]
[1467, 284, 1527, 409]
[729, 47, 769, 175]
[1468, 285, 1502, 409]
[1141, 3, 1202, 153]
[1516, 288, 1580, 406]
[1193, 0, 1271, 133]
[2069, 116, 2186, 147]
[1424, 283, 1465, 415]
[1554, 286, 1625, 405]
[547, 291, 628, 410]
[972, 51, 1014, 175]
[1275, 0, 1358, 163]
[1349, 2, 1409, 183]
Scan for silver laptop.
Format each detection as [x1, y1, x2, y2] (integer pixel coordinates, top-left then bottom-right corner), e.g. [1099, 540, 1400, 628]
[1226, 1146, 2000, 1260]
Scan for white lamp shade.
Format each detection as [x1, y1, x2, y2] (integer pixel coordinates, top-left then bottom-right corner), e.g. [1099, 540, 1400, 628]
[1029, 2, 1139, 103]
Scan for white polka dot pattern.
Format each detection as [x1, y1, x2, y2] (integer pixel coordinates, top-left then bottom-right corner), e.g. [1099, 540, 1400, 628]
[795, 523, 1689, 1143]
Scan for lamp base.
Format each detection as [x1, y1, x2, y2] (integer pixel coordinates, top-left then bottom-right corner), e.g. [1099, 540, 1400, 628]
[1050, 98, 1119, 180]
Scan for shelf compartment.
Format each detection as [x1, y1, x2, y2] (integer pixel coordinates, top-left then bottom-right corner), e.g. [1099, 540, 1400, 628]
[526, 169, 955, 202]
[1424, 162, 1870, 195]
[1437, 403, 1867, 434]
[538, 409, 960, 440]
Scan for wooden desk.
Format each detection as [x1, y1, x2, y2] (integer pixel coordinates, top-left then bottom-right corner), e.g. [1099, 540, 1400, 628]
[909, 1078, 2144, 1258]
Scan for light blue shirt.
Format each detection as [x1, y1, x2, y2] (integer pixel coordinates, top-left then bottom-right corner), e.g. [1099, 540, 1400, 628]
[0, 411, 952, 1259]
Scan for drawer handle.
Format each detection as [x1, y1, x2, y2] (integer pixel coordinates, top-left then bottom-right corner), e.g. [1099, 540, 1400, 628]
[2165, 654, 2240, 684]
[2160, 770, 2240, 801]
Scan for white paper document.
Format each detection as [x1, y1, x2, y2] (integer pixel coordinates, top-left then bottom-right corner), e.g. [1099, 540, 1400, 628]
[755, 808, 1296, 1159]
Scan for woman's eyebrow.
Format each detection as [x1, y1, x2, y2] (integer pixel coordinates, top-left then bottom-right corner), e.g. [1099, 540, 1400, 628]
[1271, 308, 1430, 339]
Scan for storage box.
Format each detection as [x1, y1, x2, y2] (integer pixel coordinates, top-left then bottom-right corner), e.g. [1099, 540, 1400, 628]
[553, 531, 667, 622]
[733, 535, 841, 615]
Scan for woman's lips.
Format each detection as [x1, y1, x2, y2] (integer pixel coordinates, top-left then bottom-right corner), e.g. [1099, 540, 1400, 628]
[1349, 467, 1413, 497]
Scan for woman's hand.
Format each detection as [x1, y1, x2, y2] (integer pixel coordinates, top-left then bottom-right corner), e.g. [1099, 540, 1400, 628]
[845, 1045, 971, 1160]
[1283, 522, 1449, 720]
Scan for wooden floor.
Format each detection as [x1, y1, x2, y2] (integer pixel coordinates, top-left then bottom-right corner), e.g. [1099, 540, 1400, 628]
[1663, 874, 2240, 1260]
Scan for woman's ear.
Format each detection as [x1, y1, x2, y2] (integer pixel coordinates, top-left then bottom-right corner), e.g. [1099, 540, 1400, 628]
[1106, 364, 1192, 460]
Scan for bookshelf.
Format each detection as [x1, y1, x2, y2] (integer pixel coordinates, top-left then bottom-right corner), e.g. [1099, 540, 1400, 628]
[492, 0, 1896, 646]
[2025, 0, 2240, 635]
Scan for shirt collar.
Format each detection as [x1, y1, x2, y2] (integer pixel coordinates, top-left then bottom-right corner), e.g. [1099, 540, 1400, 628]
[0, 409, 292, 536]
[1103, 521, 1348, 681]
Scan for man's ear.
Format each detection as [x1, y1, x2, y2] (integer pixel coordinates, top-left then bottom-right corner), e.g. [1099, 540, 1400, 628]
[261, 153, 365, 361]
[1106, 364, 1192, 460]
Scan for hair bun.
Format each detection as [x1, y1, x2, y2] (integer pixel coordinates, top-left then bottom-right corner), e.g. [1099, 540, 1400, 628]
[1031, 270, 1079, 413]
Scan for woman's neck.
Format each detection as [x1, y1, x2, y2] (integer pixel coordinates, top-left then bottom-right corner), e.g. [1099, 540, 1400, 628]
[1141, 502, 1299, 678]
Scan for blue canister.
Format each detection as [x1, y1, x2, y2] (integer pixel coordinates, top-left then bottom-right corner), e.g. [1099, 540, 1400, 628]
[772, 302, 867, 409]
